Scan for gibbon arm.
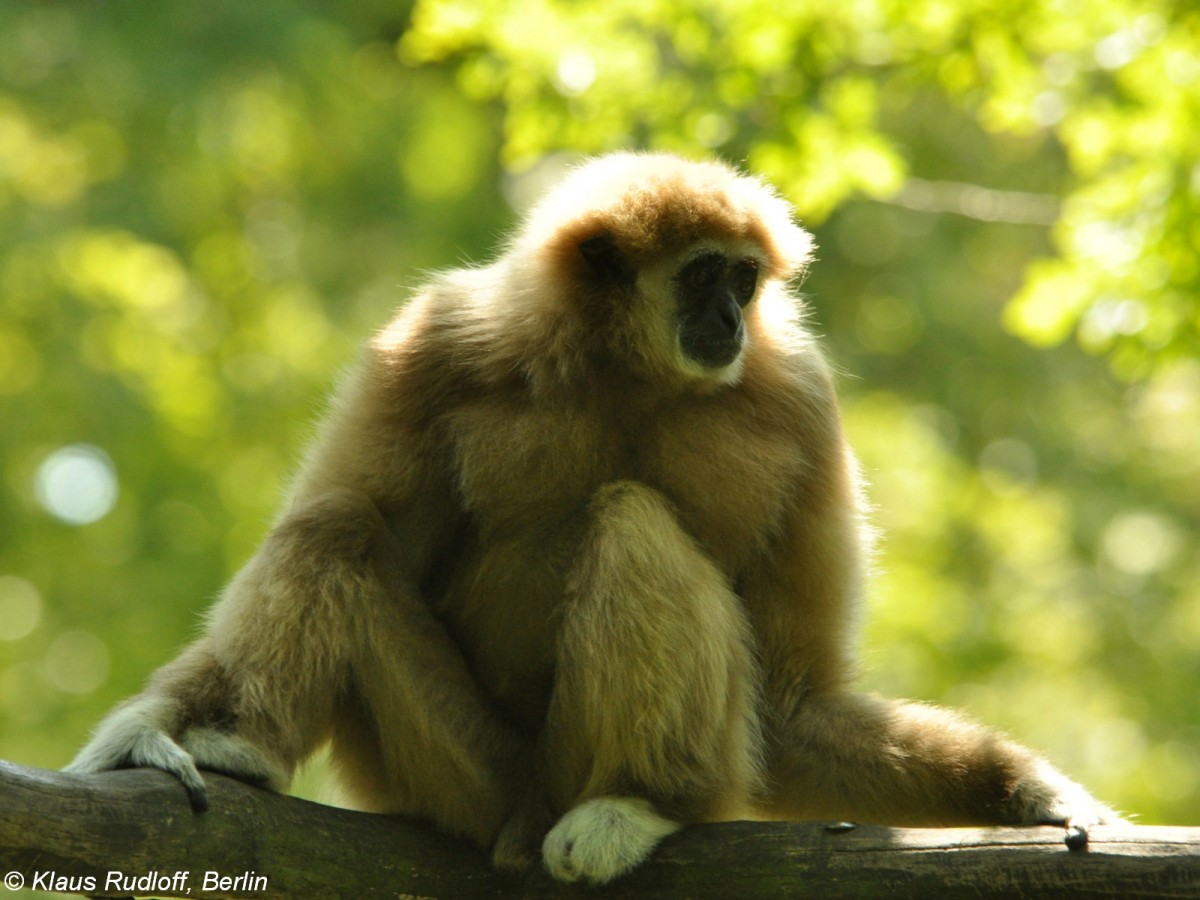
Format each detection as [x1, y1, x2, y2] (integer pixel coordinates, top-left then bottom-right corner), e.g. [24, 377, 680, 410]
[742, 452, 1115, 833]
[69, 352, 531, 845]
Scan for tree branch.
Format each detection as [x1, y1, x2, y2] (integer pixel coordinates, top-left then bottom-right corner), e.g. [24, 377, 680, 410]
[1, 760, 1197, 899]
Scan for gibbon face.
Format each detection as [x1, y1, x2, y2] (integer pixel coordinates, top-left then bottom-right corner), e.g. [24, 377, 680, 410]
[578, 231, 766, 382]
[664, 244, 764, 380]
[514, 152, 814, 388]
[672, 250, 759, 368]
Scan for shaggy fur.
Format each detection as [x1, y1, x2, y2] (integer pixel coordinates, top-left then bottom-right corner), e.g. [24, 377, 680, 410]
[69, 152, 1115, 884]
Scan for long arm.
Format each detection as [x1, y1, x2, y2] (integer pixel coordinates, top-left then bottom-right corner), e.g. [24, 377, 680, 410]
[69, 311, 531, 845]
[740, 417, 1116, 833]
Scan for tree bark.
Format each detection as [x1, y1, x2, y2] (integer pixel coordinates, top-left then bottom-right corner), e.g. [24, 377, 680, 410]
[1, 760, 1197, 899]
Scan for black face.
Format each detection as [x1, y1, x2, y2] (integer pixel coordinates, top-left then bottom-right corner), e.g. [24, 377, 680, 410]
[674, 251, 759, 368]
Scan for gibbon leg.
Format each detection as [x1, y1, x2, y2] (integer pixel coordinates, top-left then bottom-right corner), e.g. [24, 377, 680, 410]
[762, 691, 1113, 829]
[209, 489, 530, 844]
[70, 489, 528, 846]
[66, 493, 369, 807]
[328, 581, 531, 846]
[536, 481, 764, 884]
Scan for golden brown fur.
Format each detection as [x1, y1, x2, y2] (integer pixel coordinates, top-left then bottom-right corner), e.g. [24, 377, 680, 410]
[69, 152, 1114, 884]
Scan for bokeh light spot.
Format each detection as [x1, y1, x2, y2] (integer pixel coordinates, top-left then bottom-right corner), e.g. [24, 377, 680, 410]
[0, 576, 42, 641]
[43, 630, 110, 694]
[1101, 510, 1183, 576]
[33, 444, 119, 525]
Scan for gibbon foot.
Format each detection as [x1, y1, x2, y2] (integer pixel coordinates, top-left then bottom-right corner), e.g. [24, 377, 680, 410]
[491, 791, 555, 872]
[542, 797, 680, 885]
[1009, 759, 1121, 850]
[65, 697, 288, 813]
[65, 697, 210, 811]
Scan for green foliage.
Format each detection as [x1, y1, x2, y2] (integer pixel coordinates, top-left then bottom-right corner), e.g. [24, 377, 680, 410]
[407, 0, 1200, 370]
[0, 0, 1196, 827]
[0, 0, 508, 771]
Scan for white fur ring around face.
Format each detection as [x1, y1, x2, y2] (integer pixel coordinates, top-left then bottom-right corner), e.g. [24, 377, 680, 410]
[542, 796, 681, 884]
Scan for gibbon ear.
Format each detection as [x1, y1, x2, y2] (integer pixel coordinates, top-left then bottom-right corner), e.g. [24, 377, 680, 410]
[579, 232, 634, 285]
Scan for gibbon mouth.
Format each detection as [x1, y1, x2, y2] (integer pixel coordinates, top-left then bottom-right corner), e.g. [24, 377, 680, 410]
[686, 338, 743, 368]
[681, 325, 745, 368]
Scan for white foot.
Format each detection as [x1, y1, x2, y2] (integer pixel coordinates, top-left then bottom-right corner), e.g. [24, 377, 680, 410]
[65, 695, 287, 811]
[1009, 759, 1122, 848]
[542, 796, 680, 884]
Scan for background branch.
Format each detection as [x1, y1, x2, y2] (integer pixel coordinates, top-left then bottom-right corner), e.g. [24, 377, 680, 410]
[1, 760, 1197, 899]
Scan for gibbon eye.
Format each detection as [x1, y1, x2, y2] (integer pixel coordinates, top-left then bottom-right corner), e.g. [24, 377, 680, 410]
[732, 258, 759, 305]
[685, 256, 722, 290]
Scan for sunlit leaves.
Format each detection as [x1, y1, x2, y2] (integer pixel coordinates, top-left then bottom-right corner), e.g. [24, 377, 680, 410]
[402, 0, 911, 219]
[1012, 148, 1200, 377]
[199, 79, 309, 190]
[60, 232, 192, 324]
[398, 89, 498, 200]
[0, 2, 510, 774]
[1005, 259, 1096, 347]
[1009, 8, 1200, 376]
[405, 0, 1200, 367]
[0, 100, 124, 208]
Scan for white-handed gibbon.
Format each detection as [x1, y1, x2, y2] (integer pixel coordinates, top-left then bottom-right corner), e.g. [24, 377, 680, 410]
[69, 152, 1116, 884]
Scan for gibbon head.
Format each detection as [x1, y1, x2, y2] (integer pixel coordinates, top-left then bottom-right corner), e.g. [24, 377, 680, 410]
[513, 153, 814, 388]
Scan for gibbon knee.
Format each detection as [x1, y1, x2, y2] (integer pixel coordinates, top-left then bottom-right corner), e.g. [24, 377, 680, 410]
[542, 480, 764, 822]
[199, 490, 397, 752]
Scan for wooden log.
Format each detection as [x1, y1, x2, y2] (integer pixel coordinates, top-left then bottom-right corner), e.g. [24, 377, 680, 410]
[1, 759, 1197, 899]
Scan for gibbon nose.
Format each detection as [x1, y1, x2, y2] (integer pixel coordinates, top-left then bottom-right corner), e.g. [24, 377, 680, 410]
[714, 295, 742, 335]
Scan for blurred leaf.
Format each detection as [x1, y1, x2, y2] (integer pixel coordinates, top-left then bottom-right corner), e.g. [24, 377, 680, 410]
[0, 0, 1196, 828]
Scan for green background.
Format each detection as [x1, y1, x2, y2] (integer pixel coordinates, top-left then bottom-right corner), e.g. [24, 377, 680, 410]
[1, 0, 1197, 828]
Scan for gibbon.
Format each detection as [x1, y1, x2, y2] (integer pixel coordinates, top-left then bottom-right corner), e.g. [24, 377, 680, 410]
[69, 152, 1116, 884]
